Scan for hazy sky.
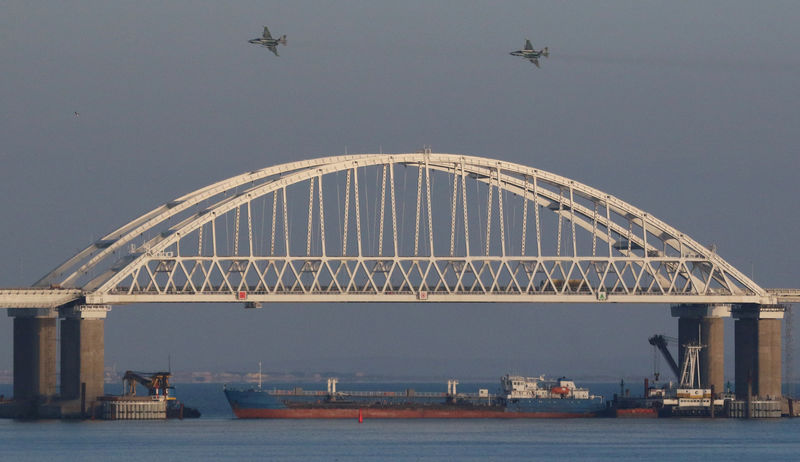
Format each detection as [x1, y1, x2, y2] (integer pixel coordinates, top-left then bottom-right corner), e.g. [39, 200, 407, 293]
[1, 1, 799, 380]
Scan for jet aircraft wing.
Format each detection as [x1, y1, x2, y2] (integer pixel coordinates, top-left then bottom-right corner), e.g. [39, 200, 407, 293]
[524, 39, 534, 51]
[268, 45, 279, 57]
[529, 58, 540, 68]
[262, 26, 273, 40]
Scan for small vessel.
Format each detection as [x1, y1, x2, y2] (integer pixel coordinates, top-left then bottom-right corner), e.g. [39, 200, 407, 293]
[224, 374, 605, 419]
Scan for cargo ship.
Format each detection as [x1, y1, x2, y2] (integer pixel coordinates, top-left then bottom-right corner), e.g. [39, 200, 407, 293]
[224, 374, 605, 419]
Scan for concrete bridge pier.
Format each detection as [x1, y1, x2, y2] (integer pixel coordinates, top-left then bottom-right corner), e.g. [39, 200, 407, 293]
[671, 304, 730, 394]
[8, 308, 58, 402]
[733, 304, 784, 400]
[58, 305, 110, 416]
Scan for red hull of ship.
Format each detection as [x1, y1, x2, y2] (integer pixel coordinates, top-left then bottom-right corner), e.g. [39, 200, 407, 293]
[232, 407, 599, 419]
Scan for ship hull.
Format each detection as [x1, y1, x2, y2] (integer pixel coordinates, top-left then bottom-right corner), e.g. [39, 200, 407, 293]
[225, 388, 605, 419]
[231, 407, 601, 419]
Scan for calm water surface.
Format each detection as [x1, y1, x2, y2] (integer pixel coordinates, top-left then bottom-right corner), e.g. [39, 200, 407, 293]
[2, 383, 799, 461]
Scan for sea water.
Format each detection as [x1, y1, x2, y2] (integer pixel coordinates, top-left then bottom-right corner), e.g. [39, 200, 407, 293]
[2, 383, 800, 461]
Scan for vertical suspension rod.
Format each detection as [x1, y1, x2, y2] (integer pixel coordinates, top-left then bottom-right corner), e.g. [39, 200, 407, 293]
[306, 177, 315, 256]
[353, 165, 363, 257]
[642, 214, 648, 256]
[234, 205, 241, 256]
[449, 164, 458, 257]
[247, 200, 253, 257]
[318, 171, 326, 257]
[270, 192, 277, 256]
[198, 224, 204, 256]
[282, 187, 289, 256]
[342, 169, 351, 256]
[425, 157, 434, 257]
[569, 185, 577, 257]
[378, 165, 387, 257]
[211, 213, 217, 257]
[592, 201, 598, 257]
[556, 188, 563, 257]
[414, 165, 423, 256]
[605, 198, 612, 257]
[534, 175, 541, 257]
[461, 159, 470, 257]
[390, 161, 399, 257]
[485, 171, 493, 257]
[521, 175, 529, 257]
[497, 166, 506, 257]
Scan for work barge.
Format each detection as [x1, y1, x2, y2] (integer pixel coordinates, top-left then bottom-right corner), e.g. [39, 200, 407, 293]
[0, 370, 199, 420]
[96, 370, 200, 420]
[608, 333, 797, 419]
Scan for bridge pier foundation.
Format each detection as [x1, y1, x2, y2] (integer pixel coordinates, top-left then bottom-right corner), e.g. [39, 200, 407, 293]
[58, 305, 110, 415]
[671, 304, 729, 393]
[733, 304, 784, 400]
[8, 308, 58, 402]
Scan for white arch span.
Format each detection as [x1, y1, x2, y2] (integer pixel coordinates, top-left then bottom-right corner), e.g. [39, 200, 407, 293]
[29, 152, 769, 306]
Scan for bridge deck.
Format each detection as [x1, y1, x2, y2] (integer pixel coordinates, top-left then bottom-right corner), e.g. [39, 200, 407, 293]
[0, 289, 83, 309]
[0, 287, 777, 308]
[766, 288, 800, 303]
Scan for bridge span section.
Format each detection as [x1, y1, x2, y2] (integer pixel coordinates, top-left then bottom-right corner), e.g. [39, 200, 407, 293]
[1, 152, 793, 416]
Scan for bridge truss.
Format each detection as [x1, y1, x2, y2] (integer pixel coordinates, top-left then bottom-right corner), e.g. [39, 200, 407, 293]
[28, 152, 770, 306]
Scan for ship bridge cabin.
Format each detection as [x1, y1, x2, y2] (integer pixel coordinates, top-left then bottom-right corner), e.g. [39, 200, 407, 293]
[501, 375, 591, 399]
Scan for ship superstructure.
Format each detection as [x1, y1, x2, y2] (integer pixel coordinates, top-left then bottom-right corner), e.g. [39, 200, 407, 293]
[502, 375, 592, 399]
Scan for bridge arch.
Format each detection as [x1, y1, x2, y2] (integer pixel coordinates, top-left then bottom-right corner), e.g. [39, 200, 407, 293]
[34, 152, 767, 305]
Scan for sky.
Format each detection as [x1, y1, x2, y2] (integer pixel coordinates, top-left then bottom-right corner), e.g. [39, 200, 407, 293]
[1, 0, 799, 381]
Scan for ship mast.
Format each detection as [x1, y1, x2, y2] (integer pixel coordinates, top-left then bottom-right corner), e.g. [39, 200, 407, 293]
[679, 326, 704, 389]
[679, 344, 703, 388]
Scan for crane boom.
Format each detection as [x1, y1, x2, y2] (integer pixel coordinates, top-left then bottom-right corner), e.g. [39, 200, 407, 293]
[123, 370, 173, 397]
[648, 335, 680, 380]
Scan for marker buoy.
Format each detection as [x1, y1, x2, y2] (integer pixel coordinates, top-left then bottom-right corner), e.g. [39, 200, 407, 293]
[358, 408, 363, 423]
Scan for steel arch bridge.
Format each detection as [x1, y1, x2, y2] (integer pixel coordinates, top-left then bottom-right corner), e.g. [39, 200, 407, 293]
[5, 151, 781, 308]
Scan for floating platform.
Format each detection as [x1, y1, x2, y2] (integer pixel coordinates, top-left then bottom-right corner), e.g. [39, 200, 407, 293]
[98, 395, 167, 420]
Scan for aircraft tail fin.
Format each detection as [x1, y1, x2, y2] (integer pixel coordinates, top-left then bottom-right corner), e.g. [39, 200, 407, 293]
[542, 46, 549, 57]
[279, 35, 287, 45]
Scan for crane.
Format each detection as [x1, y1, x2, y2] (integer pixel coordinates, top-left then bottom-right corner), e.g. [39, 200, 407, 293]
[648, 335, 681, 381]
[122, 370, 174, 398]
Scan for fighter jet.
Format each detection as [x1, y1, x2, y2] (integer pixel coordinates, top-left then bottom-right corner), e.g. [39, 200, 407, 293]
[248, 26, 287, 56]
[510, 40, 549, 68]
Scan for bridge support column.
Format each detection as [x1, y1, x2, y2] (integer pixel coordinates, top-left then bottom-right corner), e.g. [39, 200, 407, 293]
[671, 304, 730, 393]
[8, 308, 58, 401]
[733, 304, 784, 400]
[59, 305, 110, 414]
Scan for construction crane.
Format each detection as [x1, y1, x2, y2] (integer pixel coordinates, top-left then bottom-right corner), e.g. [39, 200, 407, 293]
[648, 334, 681, 381]
[123, 371, 174, 398]
[120, 370, 201, 418]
